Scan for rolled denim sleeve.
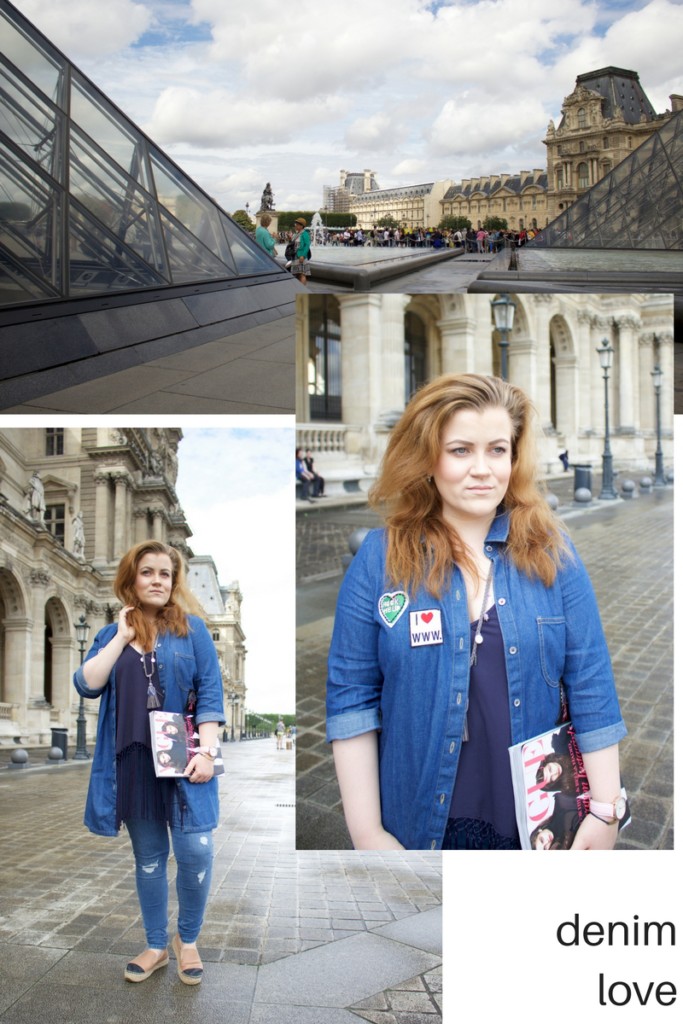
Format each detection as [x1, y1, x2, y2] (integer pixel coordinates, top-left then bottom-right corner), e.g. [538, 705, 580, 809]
[326, 531, 384, 742]
[558, 542, 627, 753]
[73, 624, 117, 698]
[188, 617, 226, 725]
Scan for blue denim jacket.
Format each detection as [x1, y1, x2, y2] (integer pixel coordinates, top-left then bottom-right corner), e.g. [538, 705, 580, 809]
[326, 514, 627, 850]
[73, 615, 225, 837]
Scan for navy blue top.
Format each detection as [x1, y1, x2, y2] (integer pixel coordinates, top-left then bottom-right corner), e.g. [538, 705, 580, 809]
[115, 644, 174, 825]
[448, 605, 519, 842]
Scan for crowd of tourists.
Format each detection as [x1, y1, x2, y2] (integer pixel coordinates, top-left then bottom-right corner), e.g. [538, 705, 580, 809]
[270, 224, 542, 251]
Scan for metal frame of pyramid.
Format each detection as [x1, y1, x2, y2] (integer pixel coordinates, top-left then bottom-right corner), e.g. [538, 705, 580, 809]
[0, 0, 285, 311]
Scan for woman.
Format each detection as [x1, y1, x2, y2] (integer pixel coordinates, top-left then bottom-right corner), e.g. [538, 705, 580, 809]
[255, 214, 276, 256]
[326, 373, 627, 851]
[73, 540, 224, 983]
[290, 216, 311, 284]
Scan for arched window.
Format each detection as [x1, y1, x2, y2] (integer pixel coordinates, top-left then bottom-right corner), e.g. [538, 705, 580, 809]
[577, 107, 587, 129]
[577, 162, 589, 189]
[404, 312, 427, 403]
[308, 295, 342, 421]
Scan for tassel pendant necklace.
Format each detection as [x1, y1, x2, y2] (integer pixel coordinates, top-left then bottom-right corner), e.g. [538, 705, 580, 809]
[141, 641, 161, 709]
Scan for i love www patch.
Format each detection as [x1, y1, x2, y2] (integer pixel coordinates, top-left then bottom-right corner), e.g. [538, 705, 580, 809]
[409, 610, 443, 646]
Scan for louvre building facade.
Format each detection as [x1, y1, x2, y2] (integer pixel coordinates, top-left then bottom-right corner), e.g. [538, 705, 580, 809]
[0, 428, 246, 745]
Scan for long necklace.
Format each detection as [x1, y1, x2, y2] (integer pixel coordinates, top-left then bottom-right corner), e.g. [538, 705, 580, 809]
[463, 559, 494, 742]
[141, 640, 161, 710]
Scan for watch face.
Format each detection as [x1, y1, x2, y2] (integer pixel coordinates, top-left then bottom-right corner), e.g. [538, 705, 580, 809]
[615, 796, 627, 820]
[208, 747, 217, 758]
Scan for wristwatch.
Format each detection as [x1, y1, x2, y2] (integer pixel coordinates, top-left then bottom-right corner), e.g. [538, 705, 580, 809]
[198, 746, 217, 761]
[589, 794, 627, 823]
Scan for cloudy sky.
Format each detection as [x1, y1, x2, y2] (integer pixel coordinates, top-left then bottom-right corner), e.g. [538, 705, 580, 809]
[174, 424, 294, 715]
[11, 0, 683, 214]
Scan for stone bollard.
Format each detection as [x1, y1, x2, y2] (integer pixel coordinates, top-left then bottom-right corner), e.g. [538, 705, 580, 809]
[8, 748, 29, 770]
[621, 479, 636, 500]
[46, 746, 65, 764]
[573, 487, 592, 506]
[666, 469, 674, 484]
[639, 476, 653, 493]
[545, 493, 559, 511]
[343, 527, 371, 571]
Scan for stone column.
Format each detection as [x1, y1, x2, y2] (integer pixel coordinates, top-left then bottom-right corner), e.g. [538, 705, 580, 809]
[338, 294, 384, 428]
[437, 296, 479, 372]
[134, 508, 149, 544]
[112, 473, 130, 560]
[2, 617, 32, 713]
[614, 314, 641, 432]
[658, 332, 674, 432]
[151, 508, 165, 542]
[93, 472, 110, 565]
[379, 294, 410, 412]
[28, 569, 49, 705]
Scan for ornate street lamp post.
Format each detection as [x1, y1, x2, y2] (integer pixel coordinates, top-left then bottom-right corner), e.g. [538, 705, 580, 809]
[491, 295, 515, 381]
[651, 363, 665, 487]
[229, 692, 238, 742]
[73, 614, 90, 759]
[597, 338, 618, 500]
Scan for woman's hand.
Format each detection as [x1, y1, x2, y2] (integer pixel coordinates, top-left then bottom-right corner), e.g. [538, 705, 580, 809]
[116, 605, 136, 644]
[571, 813, 619, 850]
[354, 827, 405, 851]
[184, 752, 214, 783]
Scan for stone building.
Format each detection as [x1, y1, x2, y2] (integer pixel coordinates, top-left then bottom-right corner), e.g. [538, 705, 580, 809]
[440, 170, 548, 230]
[0, 428, 245, 745]
[544, 67, 675, 221]
[323, 169, 379, 214]
[296, 293, 674, 488]
[349, 180, 454, 230]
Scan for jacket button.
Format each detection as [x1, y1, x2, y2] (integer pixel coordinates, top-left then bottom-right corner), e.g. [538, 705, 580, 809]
[509, 646, 517, 655]
[485, 545, 493, 552]
[449, 741, 455, 754]
[513, 699, 521, 708]
[498, 597, 506, 606]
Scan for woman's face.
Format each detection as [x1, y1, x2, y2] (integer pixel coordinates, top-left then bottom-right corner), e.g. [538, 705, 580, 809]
[432, 405, 513, 530]
[543, 761, 562, 785]
[134, 552, 173, 614]
[534, 828, 554, 850]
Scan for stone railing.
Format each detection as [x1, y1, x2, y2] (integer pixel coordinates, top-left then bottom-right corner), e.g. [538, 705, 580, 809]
[0, 702, 17, 721]
[296, 424, 352, 455]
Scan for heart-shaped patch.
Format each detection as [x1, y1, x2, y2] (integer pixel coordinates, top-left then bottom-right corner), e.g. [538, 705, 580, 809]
[378, 591, 409, 627]
[421, 612, 433, 623]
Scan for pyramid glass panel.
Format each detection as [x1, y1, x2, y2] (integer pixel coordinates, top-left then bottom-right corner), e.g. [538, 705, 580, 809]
[534, 109, 683, 250]
[0, 0, 285, 309]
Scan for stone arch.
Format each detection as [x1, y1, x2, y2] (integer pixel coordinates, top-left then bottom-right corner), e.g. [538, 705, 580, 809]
[548, 313, 579, 439]
[0, 566, 29, 710]
[44, 595, 72, 712]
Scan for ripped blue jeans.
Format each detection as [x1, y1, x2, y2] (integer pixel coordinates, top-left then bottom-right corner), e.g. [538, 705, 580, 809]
[125, 819, 214, 948]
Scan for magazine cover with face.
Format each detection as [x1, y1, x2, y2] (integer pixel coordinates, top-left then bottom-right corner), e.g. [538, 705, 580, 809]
[509, 723, 629, 850]
[149, 711, 225, 777]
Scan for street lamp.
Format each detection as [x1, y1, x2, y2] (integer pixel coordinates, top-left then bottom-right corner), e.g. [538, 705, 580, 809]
[73, 614, 90, 760]
[491, 295, 515, 381]
[651, 363, 665, 487]
[228, 692, 238, 742]
[596, 338, 618, 500]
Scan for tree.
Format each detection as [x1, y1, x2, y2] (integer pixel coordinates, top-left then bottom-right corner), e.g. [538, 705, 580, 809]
[483, 216, 508, 231]
[232, 209, 255, 232]
[376, 215, 400, 228]
[439, 215, 471, 231]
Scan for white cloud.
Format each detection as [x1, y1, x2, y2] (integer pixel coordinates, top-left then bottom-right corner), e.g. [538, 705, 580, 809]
[392, 157, 427, 177]
[12, 0, 152, 57]
[345, 112, 396, 150]
[428, 93, 549, 159]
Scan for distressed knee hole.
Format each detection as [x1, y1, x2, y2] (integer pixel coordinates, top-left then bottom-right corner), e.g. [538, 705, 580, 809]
[141, 859, 159, 874]
[197, 870, 206, 884]
[200, 836, 208, 846]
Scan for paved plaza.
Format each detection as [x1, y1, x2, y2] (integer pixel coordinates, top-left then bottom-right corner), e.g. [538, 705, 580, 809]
[0, 741, 442, 1023]
[296, 479, 674, 852]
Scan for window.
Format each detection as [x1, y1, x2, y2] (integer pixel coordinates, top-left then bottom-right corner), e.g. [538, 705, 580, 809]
[577, 107, 587, 129]
[404, 312, 427, 403]
[578, 163, 589, 189]
[44, 503, 65, 544]
[45, 428, 64, 456]
[212, 630, 220, 642]
[556, 170, 563, 189]
[603, 136, 609, 149]
[579, 141, 585, 153]
[308, 295, 342, 421]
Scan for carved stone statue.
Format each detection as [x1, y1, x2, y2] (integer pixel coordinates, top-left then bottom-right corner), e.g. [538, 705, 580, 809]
[72, 511, 85, 559]
[260, 182, 275, 211]
[25, 470, 45, 522]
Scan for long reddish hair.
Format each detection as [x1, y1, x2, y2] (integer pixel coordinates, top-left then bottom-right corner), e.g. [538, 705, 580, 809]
[114, 541, 204, 650]
[369, 373, 569, 596]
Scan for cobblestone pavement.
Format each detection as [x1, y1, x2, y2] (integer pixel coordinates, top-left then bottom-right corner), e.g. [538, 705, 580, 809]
[0, 741, 442, 1023]
[296, 482, 674, 851]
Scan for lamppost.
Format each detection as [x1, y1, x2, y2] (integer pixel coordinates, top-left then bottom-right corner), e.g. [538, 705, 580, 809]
[596, 338, 618, 500]
[245, 200, 250, 223]
[228, 692, 239, 742]
[651, 363, 666, 487]
[491, 295, 515, 381]
[73, 614, 90, 759]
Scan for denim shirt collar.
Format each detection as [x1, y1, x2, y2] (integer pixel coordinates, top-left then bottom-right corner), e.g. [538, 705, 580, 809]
[485, 506, 510, 544]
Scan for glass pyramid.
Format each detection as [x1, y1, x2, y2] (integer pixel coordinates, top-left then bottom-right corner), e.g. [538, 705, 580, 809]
[532, 108, 683, 250]
[0, 0, 279, 309]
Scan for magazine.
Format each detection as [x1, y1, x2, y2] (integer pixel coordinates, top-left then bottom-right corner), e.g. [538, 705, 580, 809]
[149, 711, 225, 778]
[509, 721, 630, 850]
